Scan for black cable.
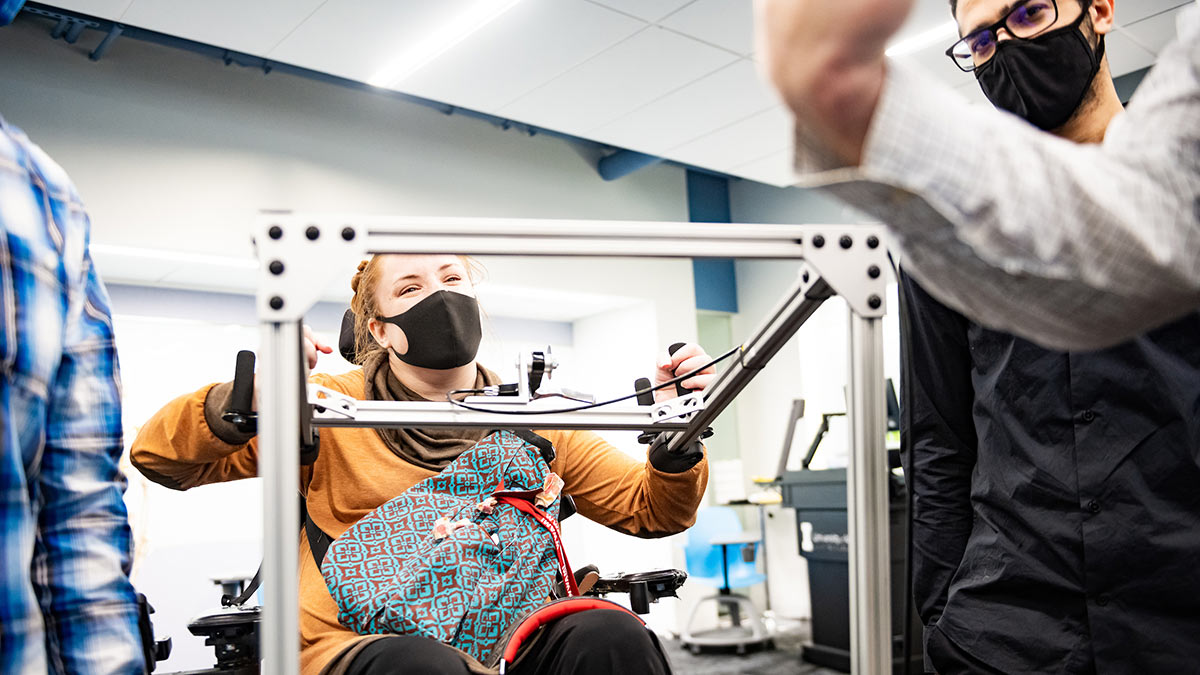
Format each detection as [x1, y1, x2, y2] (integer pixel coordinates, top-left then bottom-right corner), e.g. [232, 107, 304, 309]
[893, 252, 918, 675]
[444, 345, 741, 415]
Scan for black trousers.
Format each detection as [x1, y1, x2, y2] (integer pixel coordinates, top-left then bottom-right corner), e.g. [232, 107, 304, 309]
[345, 609, 672, 675]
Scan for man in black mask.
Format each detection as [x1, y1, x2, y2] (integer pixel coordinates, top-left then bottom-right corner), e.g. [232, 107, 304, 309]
[900, 1, 1200, 673]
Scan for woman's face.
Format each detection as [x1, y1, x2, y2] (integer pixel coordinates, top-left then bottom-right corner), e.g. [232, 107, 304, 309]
[369, 254, 475, 355]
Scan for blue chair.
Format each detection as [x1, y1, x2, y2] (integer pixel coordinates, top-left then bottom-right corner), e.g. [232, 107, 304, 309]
[680, 506, 772, 654]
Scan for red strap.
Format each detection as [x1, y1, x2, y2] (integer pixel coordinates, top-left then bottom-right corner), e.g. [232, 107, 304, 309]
[496, 496, 579, 598]
[501, 598, 644, 664]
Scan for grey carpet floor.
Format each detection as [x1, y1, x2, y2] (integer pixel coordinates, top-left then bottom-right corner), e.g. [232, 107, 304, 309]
[660, 619, 844, 675]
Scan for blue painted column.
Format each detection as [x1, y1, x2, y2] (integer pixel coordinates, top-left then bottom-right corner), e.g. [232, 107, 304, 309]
[687, 170, 738, 313]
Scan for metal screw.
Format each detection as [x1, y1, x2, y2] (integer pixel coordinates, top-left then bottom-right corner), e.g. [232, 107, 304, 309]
[341, 227, 356, 241]
[802, 271, 810, 283]
[868, 265, 880, 279]
[268, 225, 283, 240]
[812, 235, 825, 248]
[305, 226, 320, 241]
[868, 295, 882, 309]
[839, 235, 853, 249]
[269, 260, 285, 275]
[269, 296, 284, 310]
[867, 235, 880, 249]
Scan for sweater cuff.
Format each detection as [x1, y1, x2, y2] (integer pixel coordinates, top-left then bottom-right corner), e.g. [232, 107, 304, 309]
[204, 381, 256, 446]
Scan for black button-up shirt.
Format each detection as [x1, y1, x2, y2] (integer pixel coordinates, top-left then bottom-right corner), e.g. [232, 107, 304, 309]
[900, 272, 1200, 674]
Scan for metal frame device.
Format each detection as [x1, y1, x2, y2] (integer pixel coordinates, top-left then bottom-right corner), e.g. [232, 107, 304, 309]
[253, 215, 894, 675]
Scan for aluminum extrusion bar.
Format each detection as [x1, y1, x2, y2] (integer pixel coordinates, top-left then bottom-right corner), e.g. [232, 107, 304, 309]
[847, 315, 891, 674]
[259, 321, 302, 675]
[312, 401, 693, 432]
[666, 278, 832, 454]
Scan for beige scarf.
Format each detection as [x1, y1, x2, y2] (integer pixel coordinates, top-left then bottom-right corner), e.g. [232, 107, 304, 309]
[360, 349, 502, 471]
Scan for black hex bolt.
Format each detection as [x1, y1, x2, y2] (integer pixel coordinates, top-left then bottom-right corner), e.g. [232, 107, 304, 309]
[868, 295, 882, 309]
[341, 227, 356, 241]
[269, 260, 285, 275]
[268, 225, 283, 240]
[839, 235, 853, 249]
[868, 265, 881, 279]
[305, 225, 320, 241]
[867, 235, 880, 249]
[269, 296, 284, 310]
[812, 235, 825, 249]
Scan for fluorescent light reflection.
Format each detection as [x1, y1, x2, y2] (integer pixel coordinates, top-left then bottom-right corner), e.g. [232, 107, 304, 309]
[368, 0, 524, 88]
[885, 20, 959, 57]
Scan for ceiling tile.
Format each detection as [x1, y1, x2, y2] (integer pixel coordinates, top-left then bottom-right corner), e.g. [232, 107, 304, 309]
[893, 0, 959, 43]
[895, 40, 971, 89]
[658, 0, 754, 55]
[120, 0, 326, 56]
[585, 0, 693, 22]
[267, 0, 478, 83]
[1121, 4, 1190, 54]
[730, 149, 794, 188]
[40, 0, 135, 21]
[497, 26, 737, 134]
[590, 59, 777, 154]
[1104, 28, 1158, 77]
[664, 105, 790, 171]
[398, 0, 643, 114]
[1116, 0, 1194, 25]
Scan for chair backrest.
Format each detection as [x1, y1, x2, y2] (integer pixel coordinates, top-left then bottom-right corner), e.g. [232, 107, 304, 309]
[683, 507, 746, 581]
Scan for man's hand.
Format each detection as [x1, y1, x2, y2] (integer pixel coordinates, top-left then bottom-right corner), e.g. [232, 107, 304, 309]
[755, 0, 915, 165]
[653, 343, 716, 404]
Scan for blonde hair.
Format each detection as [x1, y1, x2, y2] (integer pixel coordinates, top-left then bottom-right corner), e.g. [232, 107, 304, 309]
[348, 255, 486, 365]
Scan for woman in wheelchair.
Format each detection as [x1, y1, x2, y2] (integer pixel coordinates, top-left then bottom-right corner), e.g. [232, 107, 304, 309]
[131, 253, 714, 675]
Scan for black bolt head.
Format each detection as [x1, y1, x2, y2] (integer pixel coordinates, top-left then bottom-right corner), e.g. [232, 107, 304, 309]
[802, 271, 810, 283]
[305, 226, 320, 241]
[867, 235, 880, 249]
[839, 235, 853, 249]
[269, 296, 284, 310]
[341, 227, 355, 241]
[812, 235, 825, 248]
[868, 295, 882, 309]
[268, 225, 283, 240]
[868, 265, 880, 279]
[269, 260, 284, 275]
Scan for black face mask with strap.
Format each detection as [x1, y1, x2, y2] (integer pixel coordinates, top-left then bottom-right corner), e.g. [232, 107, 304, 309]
[378, 290, 482, 370]
[974, 10, 1105, 131]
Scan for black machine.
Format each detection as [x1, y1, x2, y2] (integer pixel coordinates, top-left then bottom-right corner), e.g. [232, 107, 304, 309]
[776, 380, 921, 674]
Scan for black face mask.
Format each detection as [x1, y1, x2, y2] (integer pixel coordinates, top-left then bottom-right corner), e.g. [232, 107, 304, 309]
[974, 11, 1105, 131]
[377, 290, 482, 370]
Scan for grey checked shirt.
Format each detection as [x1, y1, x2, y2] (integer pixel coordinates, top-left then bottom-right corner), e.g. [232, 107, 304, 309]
[792, 2, 1200, 351]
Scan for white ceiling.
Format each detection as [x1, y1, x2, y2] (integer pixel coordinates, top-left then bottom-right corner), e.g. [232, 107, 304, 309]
[43, 0, 1193, 187]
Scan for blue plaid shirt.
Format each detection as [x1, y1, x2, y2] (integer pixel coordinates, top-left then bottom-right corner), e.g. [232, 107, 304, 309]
[0, 117, 143, 673]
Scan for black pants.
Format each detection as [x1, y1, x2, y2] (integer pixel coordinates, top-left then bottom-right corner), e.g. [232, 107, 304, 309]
[345, 609, 672, 675]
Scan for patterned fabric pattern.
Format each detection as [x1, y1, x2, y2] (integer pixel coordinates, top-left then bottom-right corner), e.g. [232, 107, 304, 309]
[322, 431, 560, 662]
[0, 116, 143, 673]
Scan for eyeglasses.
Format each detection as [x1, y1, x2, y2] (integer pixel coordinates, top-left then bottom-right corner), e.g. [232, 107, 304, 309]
[945, 0, 1060, 71]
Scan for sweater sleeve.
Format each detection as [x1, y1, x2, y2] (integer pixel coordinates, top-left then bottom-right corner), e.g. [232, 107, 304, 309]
[545, 429, 708, 538]
[130, 383, 264, 491]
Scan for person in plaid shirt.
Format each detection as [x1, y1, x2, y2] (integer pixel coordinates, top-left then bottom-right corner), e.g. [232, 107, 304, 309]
[0, 9, 145, 666]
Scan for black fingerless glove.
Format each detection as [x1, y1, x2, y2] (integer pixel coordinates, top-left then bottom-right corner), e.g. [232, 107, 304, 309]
[647, 433, 706, 473]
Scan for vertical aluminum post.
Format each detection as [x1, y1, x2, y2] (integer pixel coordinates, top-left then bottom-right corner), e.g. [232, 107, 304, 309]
[259, 321, 301, 675]
[847, 314, 891, 675]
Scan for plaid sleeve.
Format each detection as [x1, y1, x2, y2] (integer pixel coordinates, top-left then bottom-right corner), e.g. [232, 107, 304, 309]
[790, 3, 1200, 351]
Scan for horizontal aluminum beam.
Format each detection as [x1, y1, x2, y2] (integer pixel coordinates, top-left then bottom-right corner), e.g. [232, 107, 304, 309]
[312, 400, 692, 433]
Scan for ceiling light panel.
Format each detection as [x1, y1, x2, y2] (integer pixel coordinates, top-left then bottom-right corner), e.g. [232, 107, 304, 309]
[1117, 0, 1195, 25]
[497, 26, 738, 134]
[398, 0, 644, 114]
[120, 0, 327, 56]
[658, 0, 755, 55]
[268, 0, 476, 83]
[590, 58, 778, 154]
[585, 0, 695, 22]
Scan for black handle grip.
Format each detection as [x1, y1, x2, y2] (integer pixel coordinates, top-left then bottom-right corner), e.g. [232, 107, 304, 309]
[667, 342, 688, 397]
[634, 377, 655, 407]
[230, 350, 255, 413]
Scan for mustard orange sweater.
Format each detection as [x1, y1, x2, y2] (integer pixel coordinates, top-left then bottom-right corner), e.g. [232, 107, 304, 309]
[131, 368, 708, 675]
